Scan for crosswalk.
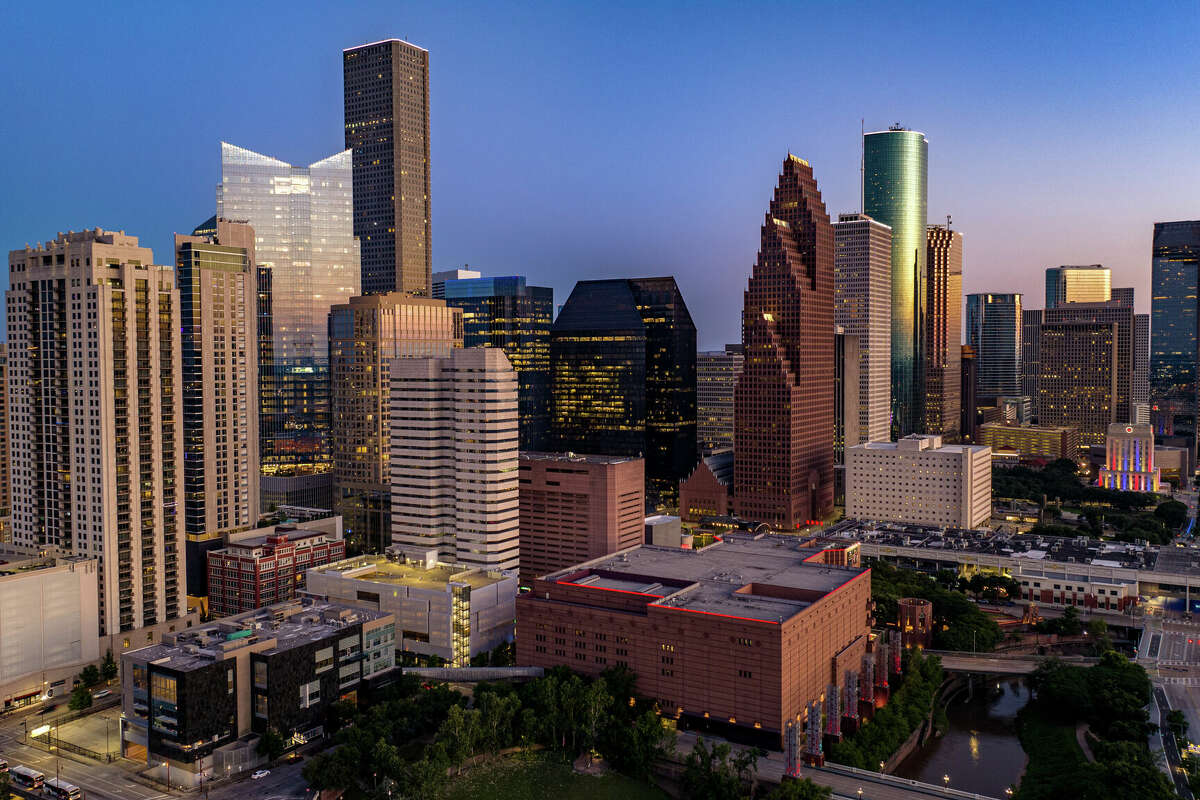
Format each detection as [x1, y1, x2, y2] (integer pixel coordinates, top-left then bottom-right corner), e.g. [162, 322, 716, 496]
[1159, 676, 1200, 686]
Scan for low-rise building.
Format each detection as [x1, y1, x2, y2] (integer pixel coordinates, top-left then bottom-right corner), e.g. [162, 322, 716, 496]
[120, 599, 395, 785]
[207, 518, 346, 616]
[977, 423, 1080, 462]
[679, 449, 734, 523]
[846, 435, 992, 529]
[1100, 423, 1160, 493]
[516, 535, 872, 747]
[304, 549, 517, 667]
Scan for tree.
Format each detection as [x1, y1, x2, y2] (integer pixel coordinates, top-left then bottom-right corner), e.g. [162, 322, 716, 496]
[79, 664, 101, 687]
[1155, 500, 1189, 529]
[1058, 605, 1083, 636]
[1167, 709, 1188, 743]
[601, 708, 676, 779]
[101, 650, 118, 681]
[681, 738, 760, 800]
[256, 728, 286, 761]
[765, 778, 833, 800]
[68, 685, 93, 711]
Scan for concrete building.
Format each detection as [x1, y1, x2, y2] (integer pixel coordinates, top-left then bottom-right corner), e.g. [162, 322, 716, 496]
[834, 330, 860, 465]
[1045, 300, 1134, 424]
[924, 225, 962, 437]
[175, 220, 260, 601]
[0, 557, 100, 712]
[516, 535, 872, 748]
[644, 515, 684, 548]
[8, 229, 185, 635]
[966, 293, 1022, 400]
[430, 267, 481, 298]
[846, 435, 991, 529]
[736, 155, 835, 528]
[121, 599, 395, 783]
[329, 293, 463, 553]
[696, 345, 744, 454]
[216, 141, 360, 494]
[1021, 309, 1043, 409]
[344, 39, 430, 296]
[976, 423, 1080, 462]
[960, 345, 978, 442]
[897, 597, 933, 649]
[1101, 423, 1160, 493]
[207, 517, 347, 617]
[518, 452, 644, 582]
[0, 344, 9, 543]
[1038, 320, 1118, 447]
[1045, 264, 1111, 308]
[390, 349, 519, 570]
[1156, 445, 1188, 488]
[833, 212, 892, 444]
[679, 450, 734, 523]
[305, 550, 517, 667]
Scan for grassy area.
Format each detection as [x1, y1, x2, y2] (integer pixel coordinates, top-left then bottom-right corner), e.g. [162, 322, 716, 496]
[441, 754, 669, 800]
[1014, 705, 1087, 800]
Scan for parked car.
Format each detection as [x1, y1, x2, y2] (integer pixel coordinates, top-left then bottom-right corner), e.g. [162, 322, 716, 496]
[92, 689, 111, 699]
[251, 770, 271, 780]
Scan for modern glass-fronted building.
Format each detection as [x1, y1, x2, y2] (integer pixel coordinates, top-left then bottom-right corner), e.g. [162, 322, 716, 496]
[1045, 264, 1111, 308]
[216, 142, 361, 488]
[550, 278, 696, 509]
[443, 276, 553, 450]
[863, 126, 928, 437]
[1151, 220, 1200, 458]
[966, 293, 1022, 399]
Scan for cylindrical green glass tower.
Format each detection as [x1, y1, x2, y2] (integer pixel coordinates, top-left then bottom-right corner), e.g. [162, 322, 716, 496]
[863, 126, 928, 438]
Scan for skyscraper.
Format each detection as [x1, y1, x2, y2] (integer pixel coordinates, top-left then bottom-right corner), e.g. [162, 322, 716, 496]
[216, 142, 360, 500]
[343, 39, 431, 295]
[1151, 220, 1200, 454]
[8, 229, 184, 635]
[1134, 313, 1150, 409]
[833, 212, 892, 443]
[1038, 321, 1117, 446]
[1045, 300, 1134, 423]
[863, 126, 928, 437]
[734, 155, 835, 528]
[834, 329, 861, 464]
[966, 293, 1022, 399]
[175, 220, 261, 601]
[329, 294, 463, 552]
[1021, 309, 1043, 406]
[389, 349, 519, 570]
[924, 225, 963, 437]
[696, 344, 744, 454]
[431, 267, 482, 299]
[1045, 264, 1111, 308]
[0, 343, 9, 544]
[443, 276, 553, 450]
[550, 278, 696, 508]
[960, 345, 978, 442]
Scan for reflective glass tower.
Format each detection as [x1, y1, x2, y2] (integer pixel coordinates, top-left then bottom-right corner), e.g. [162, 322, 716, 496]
[217, 142, 361, 481]
[1045, 264, 1110, 308]
[1151, 220, 1200, 454]
[443, 276, 553, 450]
[966, 293, 1022, 399]
[863, 126, 928, 437]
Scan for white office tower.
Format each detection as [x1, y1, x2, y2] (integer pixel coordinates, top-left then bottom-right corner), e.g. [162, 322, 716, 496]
[847, 435, 992, 529]
[8, 229, 185, 635]
[833, 213, 892, 443]
[389, 348, 519, 569]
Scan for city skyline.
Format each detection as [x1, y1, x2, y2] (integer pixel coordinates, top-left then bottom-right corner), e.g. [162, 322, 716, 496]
[4, 2, 1195, 350]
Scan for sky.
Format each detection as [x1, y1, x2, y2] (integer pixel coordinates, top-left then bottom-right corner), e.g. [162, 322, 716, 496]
[3, 0, 1199, 349]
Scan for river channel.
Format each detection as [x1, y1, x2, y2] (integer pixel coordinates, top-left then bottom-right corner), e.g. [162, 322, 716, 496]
[895, 677, 1030, 797]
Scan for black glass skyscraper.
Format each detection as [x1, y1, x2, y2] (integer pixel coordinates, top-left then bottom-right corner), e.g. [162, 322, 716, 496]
[550, 278, 697, 509]
[1151, 220, 1200, 457]
[443, 276, 553, 450]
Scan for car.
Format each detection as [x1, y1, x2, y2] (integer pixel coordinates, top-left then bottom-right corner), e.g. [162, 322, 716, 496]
[251, 770, 271, 780]
[92, 689, 111, 699]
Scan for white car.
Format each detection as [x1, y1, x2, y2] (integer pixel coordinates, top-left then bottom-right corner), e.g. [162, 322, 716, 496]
[251, 770, 271, 780]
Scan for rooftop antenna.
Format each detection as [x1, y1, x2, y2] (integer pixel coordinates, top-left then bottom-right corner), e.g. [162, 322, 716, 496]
[946, 214, 952, 231]
[859, 118, 865, 214]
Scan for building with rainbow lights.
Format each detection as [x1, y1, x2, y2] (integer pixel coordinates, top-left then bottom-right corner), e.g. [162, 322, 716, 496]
[1101, 422, 1160, 492]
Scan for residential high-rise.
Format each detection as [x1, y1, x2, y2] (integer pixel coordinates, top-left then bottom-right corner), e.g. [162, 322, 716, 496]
[960, 345, 978, 441]
[550, 278, 696, 508]
[696, 344, 744, 454]
[329, 294, 463, 553]
[175, 220, 261, 601]
[343, 39, 431, 295]
[833, 212, 892, 444]
[966, 293, 1022, 399]
[431, 267, 481, 299]
[1038, 321, 1118, 446]
[216, 142, 360, 500]
[443, 276, 553, 450]
[924, 225, 962, 437]
[390, 349, 519, 570]
[834, 330, 861, 464]
[734, 155, 835, 528]
[8, 229, 184, 634]
[1151, 220, 1200, 454]
[1021, 309, 1043, 407]
[517, 453, 644, 583]
[1045, 264, 1111, 308]
[1045, 300, 1134, 423]
[863, 126, 928, 437]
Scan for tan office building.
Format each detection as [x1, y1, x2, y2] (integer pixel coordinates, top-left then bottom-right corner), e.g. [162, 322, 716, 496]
[8, 229, 184, 634]
[329, 293, 463, 552]
[1038, 321, 1118, 447]
[925, 225, 962, 437]
[977, 423, 1080, 461]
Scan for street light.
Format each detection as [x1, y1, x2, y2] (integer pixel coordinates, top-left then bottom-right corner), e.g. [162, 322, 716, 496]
[857, 789, 864, 799]
[879, 760, 885, 772]
[163, 761, 170, 790]
[943, 774, 950, 792]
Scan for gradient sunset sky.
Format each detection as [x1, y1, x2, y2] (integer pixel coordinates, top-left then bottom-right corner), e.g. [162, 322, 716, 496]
[4, 0, 1198, 348]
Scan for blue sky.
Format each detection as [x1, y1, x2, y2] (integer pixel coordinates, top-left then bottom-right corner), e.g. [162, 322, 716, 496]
[3, 0, 1198, 348]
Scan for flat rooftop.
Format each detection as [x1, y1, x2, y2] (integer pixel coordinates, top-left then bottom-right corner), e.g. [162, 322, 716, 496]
[310, 555, 510, 591]
[545, 535, 867, 623]
[127, 599, 388, 672]
[520, 451, 639, 465]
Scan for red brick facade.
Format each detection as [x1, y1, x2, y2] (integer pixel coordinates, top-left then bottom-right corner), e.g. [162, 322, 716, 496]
[207, 530, 346, 616]
[679, 458, 732, 522]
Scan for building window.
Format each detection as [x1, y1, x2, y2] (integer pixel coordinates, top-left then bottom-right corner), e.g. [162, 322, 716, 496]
[254, 693, 268, 718]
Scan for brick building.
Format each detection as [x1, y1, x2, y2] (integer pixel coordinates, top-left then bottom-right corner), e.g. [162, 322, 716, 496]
[516, 535, 872, 747]
[679, 450, 733, 523]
